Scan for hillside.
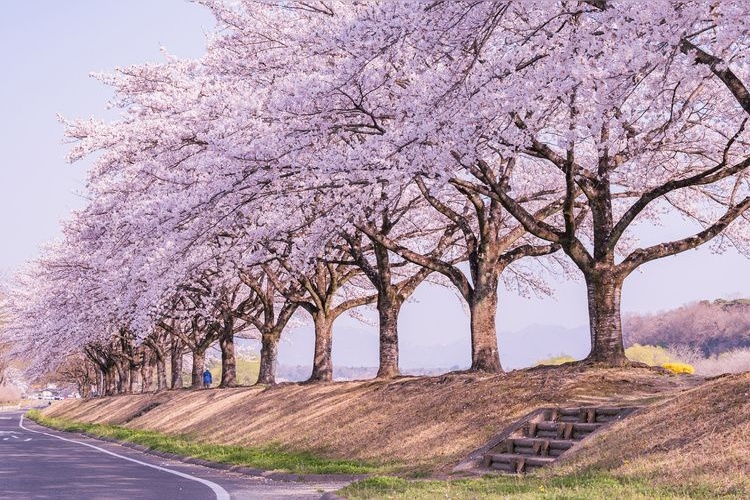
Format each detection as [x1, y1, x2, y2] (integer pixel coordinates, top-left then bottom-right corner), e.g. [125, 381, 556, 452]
[43, 366, 697, 473]
[624, 299, 750, 354]
[554, 372, 750, 493]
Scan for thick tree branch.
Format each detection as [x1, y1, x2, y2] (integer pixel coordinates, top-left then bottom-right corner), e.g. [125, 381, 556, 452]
[356, 222, 473, 301]
[331, 293, 377, 319]
[680, 39, 750, 116]
[620, 196, 750, 273]
[609, 144, 750, 252]
[415, 176, 478, 256]
[343, 231, 381, 289]
[498, 242, 561, 266]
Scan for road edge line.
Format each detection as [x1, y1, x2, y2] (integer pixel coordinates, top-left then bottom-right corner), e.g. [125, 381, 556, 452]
[19, 413, 230, 500]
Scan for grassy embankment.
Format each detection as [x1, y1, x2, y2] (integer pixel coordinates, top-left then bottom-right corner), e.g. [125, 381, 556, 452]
[26, 410, 382, 475]
[27, 409, 736, 499]
[338, 474, 727, 500]
[341, 372, 750, 499]
[36, 368, 750, 498]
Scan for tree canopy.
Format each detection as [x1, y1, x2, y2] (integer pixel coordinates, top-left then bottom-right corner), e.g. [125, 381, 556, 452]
[4, 1, 749, 391]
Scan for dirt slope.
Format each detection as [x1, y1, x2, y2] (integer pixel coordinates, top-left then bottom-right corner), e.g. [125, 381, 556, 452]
[43, 366, 696, 472]
[553, 371, 750, 493]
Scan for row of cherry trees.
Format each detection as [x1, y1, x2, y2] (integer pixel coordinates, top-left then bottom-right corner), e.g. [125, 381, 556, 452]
[0, 297, 9, 384]
[4, 1, 749, 392]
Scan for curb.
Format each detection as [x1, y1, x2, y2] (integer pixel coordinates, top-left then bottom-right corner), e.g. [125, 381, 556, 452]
[320, 493, 347, 500]
[29, 420, 368, 485]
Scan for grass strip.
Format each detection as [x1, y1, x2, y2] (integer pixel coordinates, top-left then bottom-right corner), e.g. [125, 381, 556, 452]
[26, 410, 381, 475]
[338, 474, 738, 499]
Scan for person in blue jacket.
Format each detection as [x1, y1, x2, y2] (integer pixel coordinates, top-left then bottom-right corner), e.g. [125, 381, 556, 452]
[202, 369, 212, 389]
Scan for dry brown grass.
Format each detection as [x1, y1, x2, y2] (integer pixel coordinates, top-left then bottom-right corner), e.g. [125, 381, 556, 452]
[550, 371, 750, 494]
[44, 365, 697, 473]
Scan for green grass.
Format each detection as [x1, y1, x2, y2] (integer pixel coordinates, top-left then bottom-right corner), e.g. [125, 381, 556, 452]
[26, 410, 381, 475]
[29, 411, 741, 498]
[338, 474, 735, 499]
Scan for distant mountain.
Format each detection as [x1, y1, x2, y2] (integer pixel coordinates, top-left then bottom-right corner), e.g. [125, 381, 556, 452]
[276, 365, 456, 382]
[274, 322, 591, 373]
[499, 324, 590, 369]
[624, 299, 750, 355]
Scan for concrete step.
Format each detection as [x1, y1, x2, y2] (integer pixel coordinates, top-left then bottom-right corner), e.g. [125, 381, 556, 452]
[547, 408, 599, 423]
[545, 407, 635, 424]
[486, 453, 556, 473]
[527, 421, 604, 440]
[594, 407, 631, 423]
[475, 406, 641, 475]
[504, 438, 575, 457]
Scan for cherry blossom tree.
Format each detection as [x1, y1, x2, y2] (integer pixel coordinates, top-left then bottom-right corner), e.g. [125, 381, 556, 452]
[344, 195, 459, 378]
[0, 296, 9, 383]
[55, 354, 97, 398]
[263, 240, 377, 383]
[235, 267, 299, 385]
[10, 0, 748, 387]
[358, 175, 566, 373]
[323, 0, 750, 365]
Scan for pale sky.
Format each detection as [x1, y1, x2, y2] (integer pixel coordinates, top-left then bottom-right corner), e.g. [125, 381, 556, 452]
[1, 1, 748, 370]
[0, 1, 214, 275]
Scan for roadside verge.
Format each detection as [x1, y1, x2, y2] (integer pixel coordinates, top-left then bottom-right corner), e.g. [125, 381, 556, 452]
[25, 410, 373, 483]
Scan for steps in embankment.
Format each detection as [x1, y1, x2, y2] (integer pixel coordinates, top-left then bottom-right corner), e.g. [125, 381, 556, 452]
[456, 406, 640, 474]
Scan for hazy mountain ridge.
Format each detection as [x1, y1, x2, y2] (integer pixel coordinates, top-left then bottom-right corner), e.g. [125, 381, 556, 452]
[276, 365, 458, 382]
[274, 323, 592, 377]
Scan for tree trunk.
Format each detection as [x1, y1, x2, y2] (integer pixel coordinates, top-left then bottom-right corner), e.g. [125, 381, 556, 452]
[584, 269, 628, 364]
[191, 349, 206, 389]
[468, 275, 503, 373]
[95, 369, 104, 397]
[257, 332, 280, 385]
[376, 287, 402, 379]
[170, 338, 183, 389]
[129, 361, 140, 393]
[115, 361, 129, 394]
[141, 359, 153, 393]
[307, 313, 333, 383]
[80, 380, 91, 399]
[219, 332, 237, 388]
[105, 368, 116, 396]
[155, 354, 168, 391]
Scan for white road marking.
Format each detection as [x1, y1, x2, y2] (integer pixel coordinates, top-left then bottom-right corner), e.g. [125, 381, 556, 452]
[19, 415, 230, 500]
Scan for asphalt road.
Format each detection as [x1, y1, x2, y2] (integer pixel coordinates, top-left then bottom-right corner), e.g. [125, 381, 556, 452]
[0, 410, 350, 500]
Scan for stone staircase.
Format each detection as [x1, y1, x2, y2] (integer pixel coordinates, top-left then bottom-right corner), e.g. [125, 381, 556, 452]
[479, 406, 639, 474]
